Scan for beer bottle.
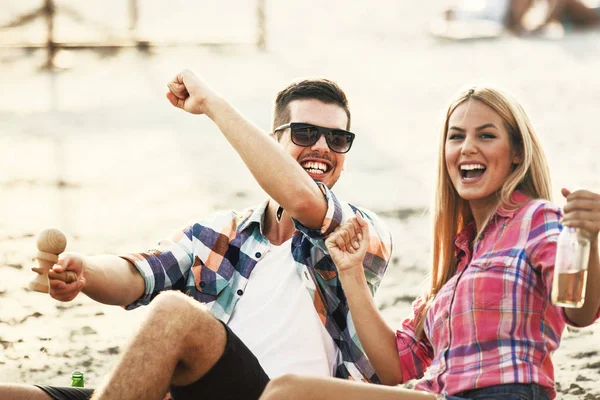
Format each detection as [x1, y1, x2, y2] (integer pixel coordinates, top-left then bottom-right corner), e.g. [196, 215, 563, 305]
[71, 371, 84, 387]
[551, 226, 590, 308]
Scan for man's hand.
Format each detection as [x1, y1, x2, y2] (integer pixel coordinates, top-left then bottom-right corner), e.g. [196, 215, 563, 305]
[325, 211, 370, 273]
[48, 253, 87, 302]
[166, 69, 218, 115]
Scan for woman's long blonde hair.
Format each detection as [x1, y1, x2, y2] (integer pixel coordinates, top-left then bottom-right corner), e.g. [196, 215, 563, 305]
[415, 86, 553, 338]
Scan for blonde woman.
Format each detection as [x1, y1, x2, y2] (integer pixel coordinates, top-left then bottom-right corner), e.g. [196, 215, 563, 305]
[259, 87, 600, 400]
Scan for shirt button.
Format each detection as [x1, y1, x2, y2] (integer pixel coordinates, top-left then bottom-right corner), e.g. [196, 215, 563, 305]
[478, 233, 485, 240]
[199, 282, 206, 288]
[237, 289, 244, 296]
[255, 252, 262, 258]
[443, 311, 449, 319]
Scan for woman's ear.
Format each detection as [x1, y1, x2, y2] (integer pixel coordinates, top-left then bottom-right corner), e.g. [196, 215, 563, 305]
[512, 147, 523, 165]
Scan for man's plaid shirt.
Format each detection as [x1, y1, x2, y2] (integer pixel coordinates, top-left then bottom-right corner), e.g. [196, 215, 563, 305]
[122, 183, 392, 382]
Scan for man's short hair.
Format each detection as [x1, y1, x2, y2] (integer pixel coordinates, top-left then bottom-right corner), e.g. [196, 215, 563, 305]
[273, 78, 351, 140]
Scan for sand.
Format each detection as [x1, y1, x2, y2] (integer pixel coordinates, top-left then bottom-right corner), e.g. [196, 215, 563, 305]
[1, 1, 599, 398]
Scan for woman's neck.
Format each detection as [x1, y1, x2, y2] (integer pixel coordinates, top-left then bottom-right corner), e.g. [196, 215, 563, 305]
[469, 197, 500, 232]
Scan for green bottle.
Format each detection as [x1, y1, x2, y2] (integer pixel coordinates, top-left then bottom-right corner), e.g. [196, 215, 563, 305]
[71, 371, 84, 387]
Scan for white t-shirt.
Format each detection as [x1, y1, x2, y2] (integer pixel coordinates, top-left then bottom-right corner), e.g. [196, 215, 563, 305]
[227, 238, 337, 378]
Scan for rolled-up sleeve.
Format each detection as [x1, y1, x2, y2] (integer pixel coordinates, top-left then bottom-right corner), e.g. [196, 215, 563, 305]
[292, 182, 392, 295]
[120, 226, 195, 310]
[292, 182, 343, 240]
[396, 297, 434, 382]
[526, 203, 561, 297]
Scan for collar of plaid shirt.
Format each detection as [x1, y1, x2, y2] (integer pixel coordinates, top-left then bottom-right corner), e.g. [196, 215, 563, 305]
[233, 198, 389, 382]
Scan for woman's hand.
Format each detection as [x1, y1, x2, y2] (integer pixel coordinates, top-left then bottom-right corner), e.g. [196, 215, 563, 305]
[561, 188, 600, 240]
[325, 211, 370, 274]
[560, 188, 600, 326]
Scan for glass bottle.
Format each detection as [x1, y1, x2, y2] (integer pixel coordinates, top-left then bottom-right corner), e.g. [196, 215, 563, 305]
[551, 226, 590, 308]
[71, 371, 85, 387]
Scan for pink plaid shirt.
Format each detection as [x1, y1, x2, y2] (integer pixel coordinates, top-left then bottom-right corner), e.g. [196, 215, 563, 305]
[396, 192, 600, 398]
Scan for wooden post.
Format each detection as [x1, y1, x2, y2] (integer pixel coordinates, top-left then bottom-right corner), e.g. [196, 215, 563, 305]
[43, 0, 56, 69]
[256, 0, 266, 51]
[128, 0, 139, 39]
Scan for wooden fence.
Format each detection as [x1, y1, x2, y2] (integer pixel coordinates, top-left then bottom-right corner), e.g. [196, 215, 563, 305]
[0, 0, 267, 69]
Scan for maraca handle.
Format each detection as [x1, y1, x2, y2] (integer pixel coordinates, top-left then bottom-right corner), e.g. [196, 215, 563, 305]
[49, 270, 78, 284]
[31, 267, 78, 283]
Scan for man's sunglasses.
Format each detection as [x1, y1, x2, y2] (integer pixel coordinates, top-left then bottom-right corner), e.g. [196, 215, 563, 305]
[273, 122, 355, 154]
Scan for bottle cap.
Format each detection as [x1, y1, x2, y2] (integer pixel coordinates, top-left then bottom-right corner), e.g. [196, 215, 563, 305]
[71, 370, 84, 387]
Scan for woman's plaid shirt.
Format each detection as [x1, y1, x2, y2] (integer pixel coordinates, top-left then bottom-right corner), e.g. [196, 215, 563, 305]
[122, 183, 392, 382]
[395, 192, 600, 398]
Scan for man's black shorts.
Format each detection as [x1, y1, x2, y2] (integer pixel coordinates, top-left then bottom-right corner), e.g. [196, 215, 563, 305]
[36, 321, 270, 400]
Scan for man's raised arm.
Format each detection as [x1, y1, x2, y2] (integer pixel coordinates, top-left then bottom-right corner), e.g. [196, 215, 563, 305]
[166, 69, 327, 230]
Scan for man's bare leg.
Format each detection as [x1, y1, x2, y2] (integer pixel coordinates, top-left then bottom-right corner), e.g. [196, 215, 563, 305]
[92, 291, 226, 400]
[260, 375, 439, 400]
[0, 384, 53, 400]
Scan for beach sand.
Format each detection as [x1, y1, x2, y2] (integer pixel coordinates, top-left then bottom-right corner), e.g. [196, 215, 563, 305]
[1, 1, 599, 398]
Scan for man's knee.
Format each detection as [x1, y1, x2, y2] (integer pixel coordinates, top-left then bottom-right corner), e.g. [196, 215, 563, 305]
[144, 293, 227, 386]
[260, 375, 303, 400]
[146, 291, 225, 360]
[147, 291, 210, 327]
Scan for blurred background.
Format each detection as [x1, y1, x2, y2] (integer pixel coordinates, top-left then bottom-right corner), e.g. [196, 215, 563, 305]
[1, 0, 599, 394]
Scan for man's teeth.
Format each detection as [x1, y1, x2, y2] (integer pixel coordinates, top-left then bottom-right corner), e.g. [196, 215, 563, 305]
[302, 161, 329, 174]
[460, 164, 486, 171]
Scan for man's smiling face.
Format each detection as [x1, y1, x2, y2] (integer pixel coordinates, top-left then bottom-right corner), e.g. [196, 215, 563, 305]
[277, 99, 349, 189]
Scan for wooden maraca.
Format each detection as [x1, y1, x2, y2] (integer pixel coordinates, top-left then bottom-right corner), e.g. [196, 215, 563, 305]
[29, 228, 78, 293]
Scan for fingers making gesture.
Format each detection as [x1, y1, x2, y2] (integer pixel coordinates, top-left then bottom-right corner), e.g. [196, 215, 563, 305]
[325, 211, 370, 273]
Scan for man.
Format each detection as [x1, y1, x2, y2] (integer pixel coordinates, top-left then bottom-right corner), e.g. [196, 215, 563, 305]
[507, 0, 599, 33]
[1, 70, 392, 400]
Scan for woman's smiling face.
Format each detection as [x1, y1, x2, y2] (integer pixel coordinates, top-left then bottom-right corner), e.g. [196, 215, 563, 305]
[445, 99, 521, 212]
